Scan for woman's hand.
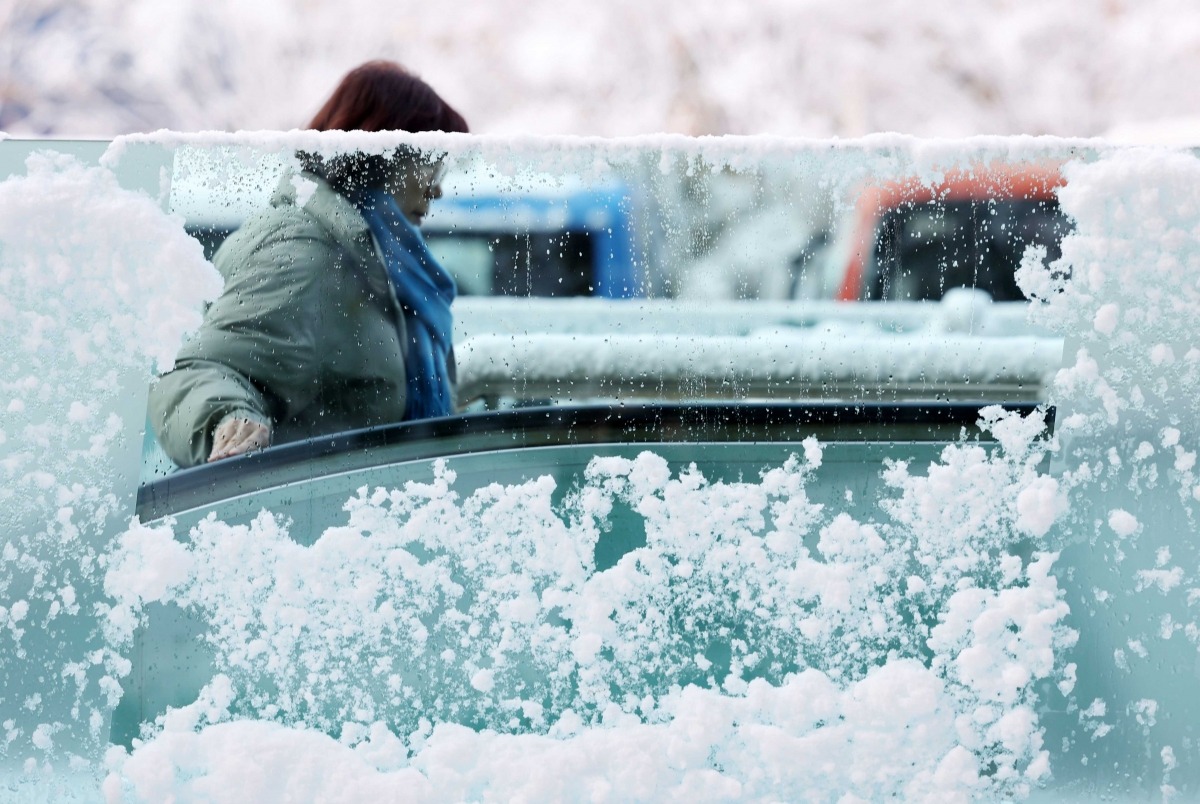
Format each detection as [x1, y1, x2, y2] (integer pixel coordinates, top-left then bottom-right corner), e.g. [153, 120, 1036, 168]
[208, 417, 272, 462]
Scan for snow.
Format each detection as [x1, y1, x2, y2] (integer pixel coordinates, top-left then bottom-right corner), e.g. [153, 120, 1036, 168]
[0, 147, 221, 772]
[454, 331, 1061, 406]
[1107, 509, 1139, 537]
[453, 296, 1052, 341]
[103, 521, 194, 635]
[1093, 303, 1119, 335]
[101, 665, 961, 803]
[6, 1, 1200, 141]
[1017, 145, 1200, 791]
[2, 131, 1200, 799]
[97, 405, 1072, 801]
[1015, 477, 1068, 537]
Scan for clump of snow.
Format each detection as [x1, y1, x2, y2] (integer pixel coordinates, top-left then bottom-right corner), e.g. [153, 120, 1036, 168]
[1092, 303, 1119, 335]
[103, 520, 194, 642]
[1014, 476, 1068, 538]
[1107, 509, 1139, 537]
[289, 173, 318, 208]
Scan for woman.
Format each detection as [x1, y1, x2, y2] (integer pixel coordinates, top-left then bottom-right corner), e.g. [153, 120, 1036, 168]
[150, 61, 468, 467]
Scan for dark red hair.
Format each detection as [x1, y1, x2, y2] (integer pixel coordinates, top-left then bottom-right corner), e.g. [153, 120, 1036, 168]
[308, 60, 468, 134]
[299, 61, 468, 191]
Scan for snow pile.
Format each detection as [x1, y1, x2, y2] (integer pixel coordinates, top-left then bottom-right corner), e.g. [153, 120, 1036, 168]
[105, 405, 1073, 800]
[0, 151, 220, 770]
[105, 664, 960, 802]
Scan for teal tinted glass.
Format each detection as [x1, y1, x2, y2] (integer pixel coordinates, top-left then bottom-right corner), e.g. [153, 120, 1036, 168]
[3, 132, 1199, 801]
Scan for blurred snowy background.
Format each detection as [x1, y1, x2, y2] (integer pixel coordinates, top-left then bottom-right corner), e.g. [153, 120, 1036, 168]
[3, 0, 1200, 138]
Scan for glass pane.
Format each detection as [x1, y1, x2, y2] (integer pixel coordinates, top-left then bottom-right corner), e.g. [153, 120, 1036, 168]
[4, 132, 1200, 800]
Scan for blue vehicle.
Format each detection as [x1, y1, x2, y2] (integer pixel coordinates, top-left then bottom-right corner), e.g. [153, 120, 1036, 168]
[422, 176, 645, 298]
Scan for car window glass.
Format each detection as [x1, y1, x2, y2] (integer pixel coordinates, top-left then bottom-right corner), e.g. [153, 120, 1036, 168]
[3, 133, 1200, 800]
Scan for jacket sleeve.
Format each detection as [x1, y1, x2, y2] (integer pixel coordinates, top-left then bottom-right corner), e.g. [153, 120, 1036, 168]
[148, 358, 273, 467]
[148, 214, 343, 467]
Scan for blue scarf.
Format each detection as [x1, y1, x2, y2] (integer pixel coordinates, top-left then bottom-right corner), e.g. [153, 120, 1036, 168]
[351, 188, 457, 421]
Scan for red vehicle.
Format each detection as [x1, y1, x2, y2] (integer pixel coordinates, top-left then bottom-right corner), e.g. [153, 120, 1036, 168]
[796, 164, 1071, 302]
